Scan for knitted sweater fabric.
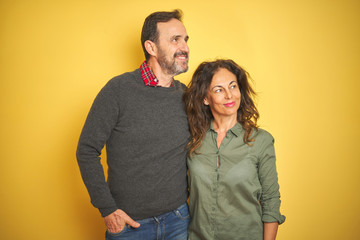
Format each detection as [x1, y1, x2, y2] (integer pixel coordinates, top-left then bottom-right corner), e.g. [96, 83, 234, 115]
[76, 68, 190, 219]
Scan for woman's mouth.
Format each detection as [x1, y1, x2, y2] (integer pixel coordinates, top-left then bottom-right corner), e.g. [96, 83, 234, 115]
[224, 101, 235, 107]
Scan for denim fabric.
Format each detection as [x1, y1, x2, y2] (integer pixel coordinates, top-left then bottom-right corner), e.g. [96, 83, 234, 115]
[105, 203, 190, 240]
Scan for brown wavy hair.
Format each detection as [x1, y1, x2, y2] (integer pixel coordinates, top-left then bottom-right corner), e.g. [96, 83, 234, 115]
[184, 59, 259, 157]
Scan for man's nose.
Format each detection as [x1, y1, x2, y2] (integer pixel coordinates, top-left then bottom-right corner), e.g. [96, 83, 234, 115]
[181, 40, 189, 53]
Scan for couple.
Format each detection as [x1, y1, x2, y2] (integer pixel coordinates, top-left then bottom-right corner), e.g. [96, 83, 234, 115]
[76, 9, 285, 240]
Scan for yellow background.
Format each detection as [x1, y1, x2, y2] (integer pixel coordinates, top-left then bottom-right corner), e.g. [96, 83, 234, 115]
[1, 0, 359, 239]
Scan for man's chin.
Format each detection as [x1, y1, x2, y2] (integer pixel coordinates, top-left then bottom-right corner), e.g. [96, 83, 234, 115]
[175, 67, 188, 75]
[175, 63, 189, 74]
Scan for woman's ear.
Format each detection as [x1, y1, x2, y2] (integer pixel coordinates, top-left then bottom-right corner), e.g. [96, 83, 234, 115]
[203, 98, 209, 106]
[144, 40, 157, 58]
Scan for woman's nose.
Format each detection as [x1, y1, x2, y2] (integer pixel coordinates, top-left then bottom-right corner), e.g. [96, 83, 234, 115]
[225, 90, 232, 99]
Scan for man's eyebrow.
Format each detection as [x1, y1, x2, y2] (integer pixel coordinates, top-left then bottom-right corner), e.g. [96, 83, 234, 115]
[172, 35, 189, 41]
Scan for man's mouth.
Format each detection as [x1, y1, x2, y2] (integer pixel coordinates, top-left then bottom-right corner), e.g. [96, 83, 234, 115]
[174, 51, 188, 60]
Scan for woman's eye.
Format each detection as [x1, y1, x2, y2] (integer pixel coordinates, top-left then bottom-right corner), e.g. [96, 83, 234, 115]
[215, 89, 222, 93]
[230, 84, 237, 89]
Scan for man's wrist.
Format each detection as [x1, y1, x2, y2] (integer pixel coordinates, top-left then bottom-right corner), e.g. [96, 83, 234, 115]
[99, 206, 118, 217]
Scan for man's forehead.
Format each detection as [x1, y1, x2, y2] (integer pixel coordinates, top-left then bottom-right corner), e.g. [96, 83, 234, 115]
[157, 19, 187, 37]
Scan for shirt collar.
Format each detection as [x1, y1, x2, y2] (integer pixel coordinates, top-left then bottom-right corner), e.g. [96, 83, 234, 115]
[140, 61, 173, 87]
[209, 120, 243, 137]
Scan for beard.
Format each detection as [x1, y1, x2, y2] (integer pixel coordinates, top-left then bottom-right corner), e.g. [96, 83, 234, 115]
[157, 47, 189, 76]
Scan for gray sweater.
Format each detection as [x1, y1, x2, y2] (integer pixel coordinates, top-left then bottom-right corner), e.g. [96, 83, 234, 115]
[76, 68, 190, 219]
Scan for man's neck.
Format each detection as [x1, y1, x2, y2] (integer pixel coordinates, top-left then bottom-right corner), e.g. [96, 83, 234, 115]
[147, 59, 174, 87]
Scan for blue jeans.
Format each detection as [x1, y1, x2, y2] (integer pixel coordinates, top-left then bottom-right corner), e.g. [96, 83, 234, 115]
[105, 203, 190, 240]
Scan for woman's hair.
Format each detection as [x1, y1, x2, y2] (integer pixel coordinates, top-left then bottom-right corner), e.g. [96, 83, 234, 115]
[184, 59, 259, 157]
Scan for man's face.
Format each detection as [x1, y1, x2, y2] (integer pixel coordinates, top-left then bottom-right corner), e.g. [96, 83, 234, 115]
[155, 18, 189, 76]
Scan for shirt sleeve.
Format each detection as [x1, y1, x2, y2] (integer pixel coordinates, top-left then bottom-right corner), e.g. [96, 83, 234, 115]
[76, 80, 120, 217]
[258, 131, 286, 224]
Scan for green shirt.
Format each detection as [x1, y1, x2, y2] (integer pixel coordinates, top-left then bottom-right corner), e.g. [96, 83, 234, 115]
[187, 122, 285, 240]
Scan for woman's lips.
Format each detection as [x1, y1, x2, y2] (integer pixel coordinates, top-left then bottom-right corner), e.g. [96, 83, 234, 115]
[224, 101, 235, 107]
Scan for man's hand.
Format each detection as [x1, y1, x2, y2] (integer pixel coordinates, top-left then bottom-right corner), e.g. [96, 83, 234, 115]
[104, 209, 140, 233]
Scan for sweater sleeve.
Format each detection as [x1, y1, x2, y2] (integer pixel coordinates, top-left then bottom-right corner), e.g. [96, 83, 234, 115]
[258, 131, 286, 224]
[76, 80, 120, 217]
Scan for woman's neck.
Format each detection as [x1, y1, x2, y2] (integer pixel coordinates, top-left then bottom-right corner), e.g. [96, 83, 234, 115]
[212, 116, 237, 134]
[212, 116, 237, 149]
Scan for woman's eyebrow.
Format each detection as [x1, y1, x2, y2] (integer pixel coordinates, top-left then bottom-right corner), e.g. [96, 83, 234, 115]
[211, 85, 223, 90]
[229, 81, 237, 85]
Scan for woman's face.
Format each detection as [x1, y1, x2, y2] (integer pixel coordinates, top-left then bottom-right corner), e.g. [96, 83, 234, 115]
[204, 68, 241, 120]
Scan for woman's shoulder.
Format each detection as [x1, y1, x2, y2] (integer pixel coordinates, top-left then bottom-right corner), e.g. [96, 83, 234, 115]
[250, 128, 276, 158]
[251, 128, 275, 144]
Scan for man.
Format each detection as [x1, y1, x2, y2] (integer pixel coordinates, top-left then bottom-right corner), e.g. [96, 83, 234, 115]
[76, 10, 190, 240]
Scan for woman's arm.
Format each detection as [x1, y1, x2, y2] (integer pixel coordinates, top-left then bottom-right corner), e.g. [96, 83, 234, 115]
[264, 222, 278, 240]
[257, 131, 285, 239]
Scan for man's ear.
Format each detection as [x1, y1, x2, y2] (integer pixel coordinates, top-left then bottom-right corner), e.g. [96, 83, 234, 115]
[144, 40, 157, 57]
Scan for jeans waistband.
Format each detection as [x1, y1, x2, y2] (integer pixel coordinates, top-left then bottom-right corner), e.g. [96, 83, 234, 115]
[135, 202, 188, 223]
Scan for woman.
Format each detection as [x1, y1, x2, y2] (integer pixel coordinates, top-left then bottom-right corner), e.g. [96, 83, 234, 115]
[184, 59, 285, 240]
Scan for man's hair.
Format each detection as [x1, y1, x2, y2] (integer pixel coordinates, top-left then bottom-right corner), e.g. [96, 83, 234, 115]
[141, 9, 183, 60]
